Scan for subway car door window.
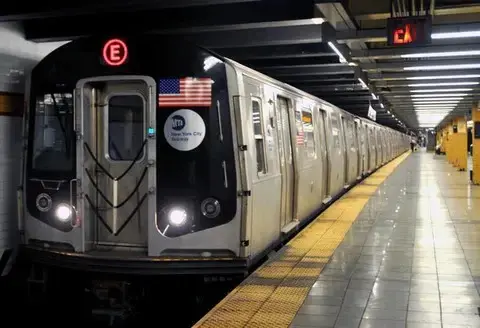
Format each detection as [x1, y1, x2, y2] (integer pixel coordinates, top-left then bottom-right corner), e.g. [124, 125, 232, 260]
[251, 98, 267, 175]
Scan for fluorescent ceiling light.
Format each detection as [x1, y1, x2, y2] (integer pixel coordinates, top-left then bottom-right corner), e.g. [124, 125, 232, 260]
[413, 97, 464, 101]
[417, 112, 450, 116]
[410, 93, 470, 97]
[413, 102, 460, 106]
[410, 88, 473, 93]
[358, 78, 368, 89]
[413, 99, 461, 103]
[407, 74, 480, 80]
[405, 64, 480, 71]
[328, 42, 347, 63]
[401, 50, 480, 58]
[311, 18, 326, 24]
[414, 105, 456, 108]
[380, 103, 384, 108]
[432, 31, 480, 39]
[371, 93, 378, 100]
[409, 82, 479, 87]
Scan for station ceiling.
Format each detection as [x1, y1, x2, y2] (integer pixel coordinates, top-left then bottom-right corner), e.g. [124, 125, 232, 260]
[1, 0, 480, 131]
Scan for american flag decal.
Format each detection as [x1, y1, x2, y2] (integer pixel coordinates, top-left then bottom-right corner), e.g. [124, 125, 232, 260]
[296, 131, 305, 145]
[158, 77, 212, 108]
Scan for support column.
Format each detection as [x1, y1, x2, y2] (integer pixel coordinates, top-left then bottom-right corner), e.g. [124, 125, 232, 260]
[440, 127, 446, 154]
[455, 117, 468, 171]
[472, 105, 480, 184]
[445, 122, 453, 164]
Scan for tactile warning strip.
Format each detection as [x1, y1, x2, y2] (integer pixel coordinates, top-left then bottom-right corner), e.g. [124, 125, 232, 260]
[193, 152, 410, 328]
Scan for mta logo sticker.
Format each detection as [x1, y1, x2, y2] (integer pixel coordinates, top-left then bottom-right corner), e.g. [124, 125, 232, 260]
[171, 115, 186, 131]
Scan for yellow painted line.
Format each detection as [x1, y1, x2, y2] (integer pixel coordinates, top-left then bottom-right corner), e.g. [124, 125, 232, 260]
[194, 151, 410, 328]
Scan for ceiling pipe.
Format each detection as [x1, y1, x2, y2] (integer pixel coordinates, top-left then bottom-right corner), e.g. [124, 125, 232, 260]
[420, 0, 424, 15]
[430, 0, 436, 16]
[411, 0, 416, 16]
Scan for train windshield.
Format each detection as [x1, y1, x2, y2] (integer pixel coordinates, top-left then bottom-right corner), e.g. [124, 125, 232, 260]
[31, 93, 74, 172]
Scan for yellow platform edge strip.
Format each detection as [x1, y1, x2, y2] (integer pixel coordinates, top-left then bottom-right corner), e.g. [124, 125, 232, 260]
[194, 151, 410, 328]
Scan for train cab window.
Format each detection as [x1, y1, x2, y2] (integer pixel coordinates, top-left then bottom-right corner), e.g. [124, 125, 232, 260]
[251, 99, 267, 174]
[31, 93, 74, 172]
[107, 95, 145, 161]
[301, 109, 316, 159]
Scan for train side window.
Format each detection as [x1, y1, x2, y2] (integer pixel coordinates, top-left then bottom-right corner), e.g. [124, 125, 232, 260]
[251, 98, 267, 174]
[107, 95, 145, 161]
[331, 114, 340, 148]
[349, 121, 355, 149]
[301, 109, 316, 159]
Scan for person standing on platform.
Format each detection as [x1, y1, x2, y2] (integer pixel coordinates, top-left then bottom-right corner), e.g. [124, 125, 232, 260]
[410, 137, 415, 152]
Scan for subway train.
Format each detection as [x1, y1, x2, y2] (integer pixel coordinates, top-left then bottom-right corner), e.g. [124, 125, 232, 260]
[17, 35, 409, 278]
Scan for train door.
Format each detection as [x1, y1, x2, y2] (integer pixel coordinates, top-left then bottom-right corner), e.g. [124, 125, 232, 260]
[318, 108, 330, 202]
[354, 120, 361, 178]
[75, 77, 156, 252]
[340, 116, 349, 187]
[328, 111, 343, 195]
[376, 129, 382, 166]
[276, 96, 295, 232]
[368, 126, 376, 171]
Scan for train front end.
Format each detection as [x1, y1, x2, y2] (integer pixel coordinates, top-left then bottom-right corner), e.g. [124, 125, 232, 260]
[20, 36, 244, 275]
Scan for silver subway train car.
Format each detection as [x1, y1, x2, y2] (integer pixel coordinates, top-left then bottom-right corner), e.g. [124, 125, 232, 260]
[18, 35, 409, 276]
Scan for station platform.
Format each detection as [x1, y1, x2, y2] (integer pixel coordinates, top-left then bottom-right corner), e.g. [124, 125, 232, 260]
[194, 150, 480, 328]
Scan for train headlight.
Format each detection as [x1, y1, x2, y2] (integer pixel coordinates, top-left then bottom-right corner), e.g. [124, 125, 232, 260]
[36, 193, 52, 212]
[55, 203, 72, 222]
[201, 198, 221, 219]
[168, 207, 187, 226]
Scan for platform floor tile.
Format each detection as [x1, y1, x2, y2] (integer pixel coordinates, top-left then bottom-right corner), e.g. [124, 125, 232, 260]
[291, 151, 480, 328]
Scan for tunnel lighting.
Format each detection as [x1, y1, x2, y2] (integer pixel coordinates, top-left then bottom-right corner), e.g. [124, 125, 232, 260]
[408, 82, 479, 87]
[358, 78, 368, 89]
[401, 50, 480, 58]
[407, 74, 480, 80]
[404, 64, 480, 71]
[328, 42, 347, 63]
[371, 93, 378, 100]
[380, 103, 384, 108]
[432, 31, 480, 39]
[410, 88, 473, 93]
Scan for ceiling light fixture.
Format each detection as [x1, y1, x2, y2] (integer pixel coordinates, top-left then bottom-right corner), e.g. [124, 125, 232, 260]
[406, 74, 480, 80]
[410, 93, 470, 98]
[410, 88, 473, 93]
[408, 82, 479, 87]
[432, 31, 480, 39]
[358, 78, 368, 89]
[328, 42, 347, 63]
[404, 64, 480, 71]
[401, 50, 480, 58]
